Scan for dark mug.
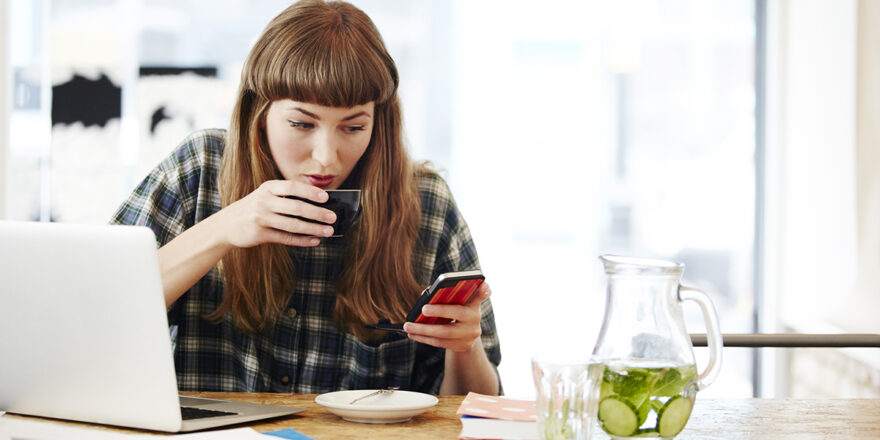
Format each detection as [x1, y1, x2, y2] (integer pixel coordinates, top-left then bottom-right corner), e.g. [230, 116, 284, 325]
[286, 190, 361, 238]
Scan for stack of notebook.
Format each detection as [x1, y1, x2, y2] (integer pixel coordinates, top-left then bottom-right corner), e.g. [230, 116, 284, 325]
[457, 392, 537, 440]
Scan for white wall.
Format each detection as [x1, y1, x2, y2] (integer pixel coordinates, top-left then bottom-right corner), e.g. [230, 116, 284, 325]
[764, 0, 880, 396]
[849, 0, 880, 334]
[1, 0, 8, 220]
[767, 0, 858, 333]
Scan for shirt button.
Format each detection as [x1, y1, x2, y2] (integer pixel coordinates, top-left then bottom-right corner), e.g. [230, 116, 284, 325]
[287, 308, 297, 318]
[280, 375, 290, 384]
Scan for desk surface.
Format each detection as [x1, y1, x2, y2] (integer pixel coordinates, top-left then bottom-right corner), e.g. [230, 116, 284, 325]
[6, 393, 880, 439]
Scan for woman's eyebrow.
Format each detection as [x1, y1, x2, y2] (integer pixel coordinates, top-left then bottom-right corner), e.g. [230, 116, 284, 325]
[290, 107, 371, 122]
[342, 111, 371, 121]
[292, 107, 320, 119]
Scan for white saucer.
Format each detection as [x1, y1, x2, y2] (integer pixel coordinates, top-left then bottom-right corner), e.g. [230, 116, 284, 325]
[315, 390, 439, 424]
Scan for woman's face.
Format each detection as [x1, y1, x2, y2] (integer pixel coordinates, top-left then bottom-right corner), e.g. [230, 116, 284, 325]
[263, 99, 374, 189]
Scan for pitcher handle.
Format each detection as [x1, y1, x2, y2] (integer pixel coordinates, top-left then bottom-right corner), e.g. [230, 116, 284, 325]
[678, 286, 723, 390]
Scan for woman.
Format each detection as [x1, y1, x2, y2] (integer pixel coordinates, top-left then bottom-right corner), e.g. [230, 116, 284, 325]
[111, 0, 501, 395]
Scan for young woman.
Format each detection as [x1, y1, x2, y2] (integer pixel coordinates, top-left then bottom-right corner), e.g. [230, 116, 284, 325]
[111, 0, 501, 395]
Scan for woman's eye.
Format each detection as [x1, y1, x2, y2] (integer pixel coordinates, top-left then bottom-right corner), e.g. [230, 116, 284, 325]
[288, 120, 314, 129]
[346, 125, 365, 133]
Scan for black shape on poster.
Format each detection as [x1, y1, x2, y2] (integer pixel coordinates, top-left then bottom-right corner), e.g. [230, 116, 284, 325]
[150, 105, 171, 135]
[51, 73, 121, 127]
[138, 65, 219, 137]
[139, 67, 217, 77]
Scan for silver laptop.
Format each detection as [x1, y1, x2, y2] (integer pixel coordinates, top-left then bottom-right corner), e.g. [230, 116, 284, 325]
[0, 221, 304, 432]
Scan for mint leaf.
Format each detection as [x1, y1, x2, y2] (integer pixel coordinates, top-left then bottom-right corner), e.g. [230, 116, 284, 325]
[636, 399, 652, 425]
[652, 367, 696, 397]
[606, 367, 652, 407]
[561, 398, 570, 426]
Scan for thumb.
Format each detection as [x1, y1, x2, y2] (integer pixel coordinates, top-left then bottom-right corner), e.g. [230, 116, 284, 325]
[468, 281, 491, 305]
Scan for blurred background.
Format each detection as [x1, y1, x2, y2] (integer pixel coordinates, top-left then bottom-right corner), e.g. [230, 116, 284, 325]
[1, 0, 878, 399]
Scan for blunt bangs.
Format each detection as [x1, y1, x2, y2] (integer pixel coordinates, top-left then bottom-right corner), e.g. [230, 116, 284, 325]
[247, 3, 398, 108]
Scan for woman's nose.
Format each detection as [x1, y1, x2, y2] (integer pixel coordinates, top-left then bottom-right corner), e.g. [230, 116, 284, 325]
[311, 132, 337, 166]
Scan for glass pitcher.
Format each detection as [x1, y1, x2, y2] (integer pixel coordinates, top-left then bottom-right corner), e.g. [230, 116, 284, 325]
[591, 255, 723, 439]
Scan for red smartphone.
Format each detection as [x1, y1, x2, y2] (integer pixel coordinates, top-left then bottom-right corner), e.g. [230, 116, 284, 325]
[406, 270, 485, 324]
[366, 270, 485, 332]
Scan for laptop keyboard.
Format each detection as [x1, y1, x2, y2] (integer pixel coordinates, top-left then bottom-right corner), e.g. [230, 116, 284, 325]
[180, 406, 239, 420]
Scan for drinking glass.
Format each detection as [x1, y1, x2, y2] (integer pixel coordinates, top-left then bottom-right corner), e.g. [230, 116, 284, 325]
[532, 356, 603, 440]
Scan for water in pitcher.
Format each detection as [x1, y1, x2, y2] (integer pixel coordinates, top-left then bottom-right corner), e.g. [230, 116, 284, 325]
[597, 359, 698, 438]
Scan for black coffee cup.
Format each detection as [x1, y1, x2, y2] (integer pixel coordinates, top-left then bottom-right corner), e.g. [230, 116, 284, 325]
[286, 190, 361, 238]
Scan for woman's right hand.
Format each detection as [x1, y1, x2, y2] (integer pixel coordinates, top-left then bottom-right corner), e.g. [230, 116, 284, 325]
[159, 179, 336, 307]
[218, 180, 338, 249]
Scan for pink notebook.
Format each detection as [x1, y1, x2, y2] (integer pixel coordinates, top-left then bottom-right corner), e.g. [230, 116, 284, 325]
[457, 393, 537, 440]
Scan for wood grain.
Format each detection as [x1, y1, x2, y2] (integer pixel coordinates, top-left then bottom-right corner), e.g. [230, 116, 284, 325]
[186, 392, 464, 439]
[668, 398, 880, 440]
[5, 394, 880, 439]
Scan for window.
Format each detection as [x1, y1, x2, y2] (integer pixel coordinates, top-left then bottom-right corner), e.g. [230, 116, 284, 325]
[448, 0, 757, 398]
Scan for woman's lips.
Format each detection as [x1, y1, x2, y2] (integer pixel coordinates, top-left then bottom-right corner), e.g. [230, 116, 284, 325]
[306, 175, 335, 188]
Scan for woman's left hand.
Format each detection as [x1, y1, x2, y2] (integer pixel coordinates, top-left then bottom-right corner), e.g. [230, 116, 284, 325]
[403, 281, 491, 352]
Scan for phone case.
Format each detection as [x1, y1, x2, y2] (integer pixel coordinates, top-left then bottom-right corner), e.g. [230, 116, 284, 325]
[366, 270, 485, 332]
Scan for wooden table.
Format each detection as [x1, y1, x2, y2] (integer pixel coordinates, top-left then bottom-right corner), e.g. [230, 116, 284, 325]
[5, 393, 880, 439]
[189, 392, 462, 439]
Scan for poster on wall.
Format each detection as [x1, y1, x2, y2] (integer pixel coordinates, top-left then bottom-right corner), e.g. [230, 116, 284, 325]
[50, 68, 123, 223]
[42, 66, 234, 223]
[135, 66, 234, 182]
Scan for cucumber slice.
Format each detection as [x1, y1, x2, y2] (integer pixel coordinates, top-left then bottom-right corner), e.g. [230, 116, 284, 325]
[657, 396, 693, 438]
[598, 396, 639, 437]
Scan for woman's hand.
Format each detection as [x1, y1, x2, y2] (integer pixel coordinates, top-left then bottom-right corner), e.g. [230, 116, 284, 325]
[403, 282, 492, 352]
[157, 179, 337, 307]
[217, 180, 337, 249]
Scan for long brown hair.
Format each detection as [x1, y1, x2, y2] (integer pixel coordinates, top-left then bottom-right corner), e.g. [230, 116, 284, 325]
[211, 0, 425, 339]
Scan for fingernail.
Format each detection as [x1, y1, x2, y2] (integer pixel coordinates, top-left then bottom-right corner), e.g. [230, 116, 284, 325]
[422, 305, 434, 316]
[319, 191, 329, 202]
[324, 212, 337, 223]
[323, 227, 334, 236]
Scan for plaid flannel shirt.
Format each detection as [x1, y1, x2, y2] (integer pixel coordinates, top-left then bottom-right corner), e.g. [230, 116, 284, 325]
[110, 129, 502, 394]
